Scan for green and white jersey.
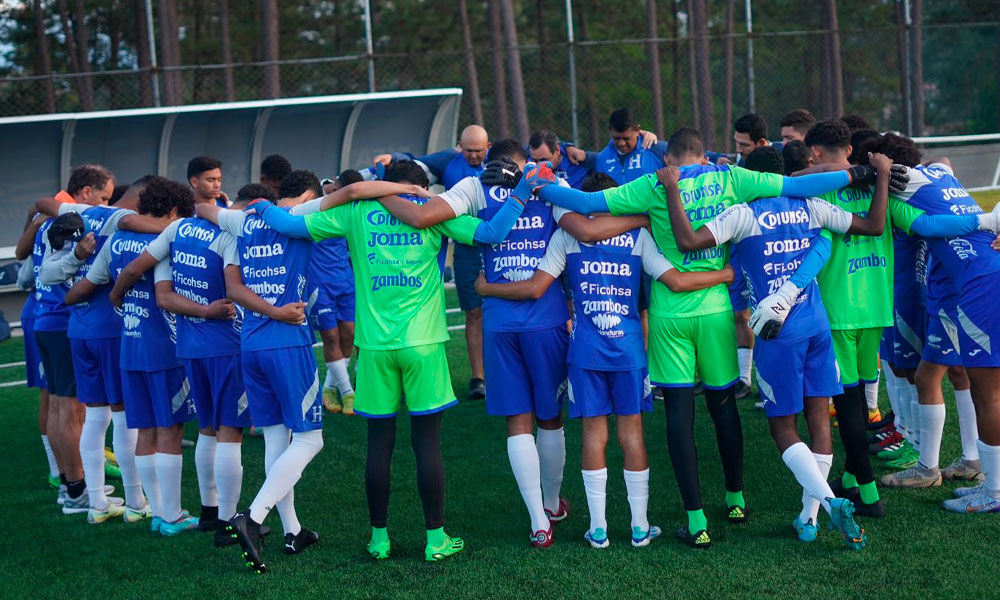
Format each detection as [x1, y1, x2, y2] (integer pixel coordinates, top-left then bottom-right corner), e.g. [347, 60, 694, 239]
[304, 198, 481, 351]
[603, 164, 782, 317]
[814, 187, 924, 329]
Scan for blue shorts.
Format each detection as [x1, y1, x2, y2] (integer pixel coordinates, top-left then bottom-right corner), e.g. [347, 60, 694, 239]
[879, 328, 894, 366]
[185, 355, 251, 430]
[922, 309, 962, 366]
[71, 337, 123, 405]
[452, 242, 482, 312]
[755, 330, 843, 418]
[567, 365, 652, 418]
[308, 282, 355, 331]
[483, 326, 569, 420]
[122, 367, 196, 429]
[34, 329, 75, 397]
[893, 306, 926, 369]
[956, 273, 1000, 367]
[21, 317, 46, 389]
[242, 346, 323, 432]
[729, 274, 750, 312]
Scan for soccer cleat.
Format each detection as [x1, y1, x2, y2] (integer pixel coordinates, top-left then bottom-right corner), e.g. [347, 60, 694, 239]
[104, 461, 121, 480]
[675, 527, 712, 549]
[753, 400, 765, 410]
[248, 426, 263, 438]
[104, 446, 118, 465]
[877, 440, 915, 461]
[954, 484, 985, 498]
[227, 512, 267, 574]
[853, 498, 886, 518]
[867, 408, 883, 425]
[734, 380, 751, 400]
[160, 510, 200, 536]
[151, 516, 163, 533]
[943, 491, 1000, 514]
[62, 492, 90, 515]
[584, 528, 610, 549]
[87, 497, 125, 524]
[828, 498, 866, 550]
[545, 497, 571, 523]
[425, 534, 465, 562]
[869, 429, 903, 454]
[867, 410, 894, 431]
[124, 502, 152, 523]
[531, 526, 553, 548]
[631, 525, 661, 548]
[828, 478, 860, 501]
[885, 448, 920, 470]
[792, 517, 818, 542]
[367, 535, 391, 560]
[727, 504, 748, 524]
[941, 458, 985, 482]
[216, 522, 237, 548]
[48, 474, 59, 490]
[56, 484, 66, 506]
[880, 466, 942, 488]
[181, 438, 194, 449]
[322, 388, 342, 413]
[285, 529, 320, 554]
[468, 378, 486, 400]
[197, 505, 220, 532]
[341, 391, 356, 416]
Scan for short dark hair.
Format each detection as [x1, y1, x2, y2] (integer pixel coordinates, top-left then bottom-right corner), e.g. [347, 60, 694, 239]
[744, 146, 784, 175]
[385, 160, 430, 188]
[780, 109, 815, 135]
[840, 114, 871, 133]
[859, 133, 922, 167]
[528, 130, 560, 154]
[781, 140, 811, 175]
[278, 170, 322, 199]
[109, 184, 129, 206]
[138, 177, 194, 218]
[608, 107, 638, 132]
[734, 113, 768, 141]
[186, 156, 222, 180]
[804, 118, 851, 151]
[486, 138, 527, 163]
[235, 183, 277, 205]
[848, 129, 880, 165]
[337, 169, 364, 187]
[260, 154, 292, 182]
[66, 164, 114, 195]
[667, 128, 705, 160]
[581, 172, 618, 193]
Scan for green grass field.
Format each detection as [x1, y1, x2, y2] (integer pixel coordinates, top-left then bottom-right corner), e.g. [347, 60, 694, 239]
[3, 217, 1000, 598]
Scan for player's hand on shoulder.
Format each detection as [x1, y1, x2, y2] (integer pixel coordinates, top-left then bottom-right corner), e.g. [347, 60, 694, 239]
[565, 145, 586, 165]
[721, 263, 735, 284]
[474, 271, 487, 295]
[205, 298, 236, 320]
[73, 233, 96, 260]
[656, 165, 680, 188]
[991, 233, 1000, 252]
[639, 130, 658, 149]
[274, 301, 306, 325]
[868, 152, 892, 172]
[716, 156, 733, 166]
[373, 153, 393, 167]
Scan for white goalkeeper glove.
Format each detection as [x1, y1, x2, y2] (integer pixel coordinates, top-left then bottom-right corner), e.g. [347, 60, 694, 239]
[749, 281, 801, 341]
[977, 202, 1000, 232]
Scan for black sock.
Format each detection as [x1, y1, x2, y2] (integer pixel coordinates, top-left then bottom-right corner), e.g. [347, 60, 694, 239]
[67, 479, 86, 498]
[833, 386, 875, 485]
[411, 412, 446, 530]
[704, 385, 744, 494]
[59, 473, 67, 486]
[201, 505, 218, 521]
[365, 417, 397, 528]
[664, 387, 702, 511]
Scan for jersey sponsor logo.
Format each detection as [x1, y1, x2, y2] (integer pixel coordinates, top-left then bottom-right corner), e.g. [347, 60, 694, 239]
[247, 281, 286, 296]
[626, 154, 642, 171]
[495, 238, 546, 252]
[368, 231, 423, 247]
[680, 183, 724, 206]
[493, 254, 540, 279]
[947, 202, 982, 216]
[579, 281, 633, 297]
[590, 314, 624, 336]
[243, 217, 268, 235]
[371, 273, 422, 291]
[179, 222, 216, 242]
[756, 209, 809, 230]
[948, 238, 977, 260]
[835, 187, 871, 203]
[123, 314, 141, 330]
[928, 335, 943, 343]
[762, 237, 811, 256]
[681, 246, 725, 265]
[111, 238, 150, 255]
[242, 264, 287, 279]
[512, 215, 545, 231]
[847, 253, 888, 274]
[579, 260, 633, 277]
[176, 287, 209, 305]
[172, 271, 208, 290]
[684, 202, 727, 223]
[942, 349, 955, 355]
[242, 243, 284, 260]
[762, 259, 802, 276]
[488, 186, 512, 203]
[366, 210, 403, 227]
[969, 349, 984, 356]
[586, 233, 635, 248]
[923, 165, 950, 179]
[942, 187, 971, 201]
[173, 250, 208, 269]
[582, 299, 629, 317]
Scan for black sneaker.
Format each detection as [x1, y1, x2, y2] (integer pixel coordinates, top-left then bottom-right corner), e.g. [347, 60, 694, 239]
[852, 498, 887, 518]
[468, 378, 486, 400]
[198, 505, 219, 532]
[216, 521, 236, 547]
[734, 381, 752, 400]
[726, 504, 748, 524]
[284, 528, 320, 554]
[828, 478, 860, 501]
[227, 512, 266, 574]
[867, 410, 895, 431]
[675, 527, 712, 549]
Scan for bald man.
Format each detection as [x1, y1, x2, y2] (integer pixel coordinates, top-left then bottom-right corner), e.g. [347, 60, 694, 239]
[373, 124, 490, 399]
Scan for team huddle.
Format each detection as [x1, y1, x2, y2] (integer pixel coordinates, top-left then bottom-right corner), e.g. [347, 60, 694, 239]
[17, 105, 1000, 574]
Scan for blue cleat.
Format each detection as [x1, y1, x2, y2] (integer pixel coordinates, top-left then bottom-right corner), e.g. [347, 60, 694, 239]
[151, 516, 163, 533]
[631, 525, 662, 547]
[584, 528, 609, 549]
[828, 498, 865, 550]
[160, 511, 200, 537]
[792, 517, 818, 542]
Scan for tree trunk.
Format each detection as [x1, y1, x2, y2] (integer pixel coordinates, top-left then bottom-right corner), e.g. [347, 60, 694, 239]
[671, 0, 682, 123]
[910, 0, 924, 135]
[686, 0, 699, 131]
[192, 0, 205, 103]
[55, 0, 88, 110]
[689, 0, 715, 146]
[72, 0, 94, 110]
[218, 0, 235, 101]
[646, 0, 664, 138]
[458, 0, 484, 125]
[894, 0, 911, 133]
[723, 0, 734, 151]
[108, 0, 121, 107]
[487, 0, 510, 138]
[33, 0, 56, 113]
[823, 0, 844, 117]
[576, 0, 601, 147]
[157, 0, 181, 105]
[499, 0, 529, 142]
[535, 0, 546, 69]
[134, 0, 152, 106]
[261, 0, 281, 98]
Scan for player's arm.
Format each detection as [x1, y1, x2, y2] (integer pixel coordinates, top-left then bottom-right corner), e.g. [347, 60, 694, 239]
[557, 212, 650, 243]
[780, 160, 909, 198]
[33, 197, 66, 217]
[843, 152, 890, 236]
[659, 166, 723, 251]
[109, 250, 163, 308]
[154, 264, 235, 320]
[223, 264, 305, 325]
[15, 213, 47, 260]
[475, 270, 556, 300]
[65, 242, 111, 305]
[16, 255, 34, 291]
[64, 277, 99, 305]
[195, 203, 224, 224]
[319, 181, 432, 211]
[115, 213, 169, 234]
[258, 202, 315, 239]
[38, 233, 95, 285]
[375, 195, 458, 228]
[659, 265, 735, 292]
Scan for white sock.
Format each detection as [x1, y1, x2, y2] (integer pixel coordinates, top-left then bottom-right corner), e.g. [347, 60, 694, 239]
[582, 468, 608, 534]
[111, 411, 143, 509]
[737, 347, 753, 386]
[215, 442, 243, 521]
[782, 442, 834, 516]
[536, 427, 566, 513]
[881, 360, 899, 420]
[978, 440, 1000, 498]
[194, 433, 218, 507]
[154, 453, 184, 523]
[865, 378, 879, 412]
[917, 403, 946, 470]
[325, 359, 353, 395]
[134, 454, 161, 517]
[506, 434, 548, 532]
[41, 434, 59, 478]
[249, 430, 323, 532]
[909, 383, 922, 451]
[260, 425, 300, 534]
[80, 406, 112, 510]
[623, 468, 650, 531]
[897, 381, 916, 439]
[801, 453, 833, 524]
[954, 389, 979, 461]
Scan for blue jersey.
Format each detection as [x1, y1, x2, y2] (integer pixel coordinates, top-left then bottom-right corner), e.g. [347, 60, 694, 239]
[546, 143, 593, 190]
[893, 231, 927, 312]
[705, 196, 855, 343]
[32, 220, 72, 331]
[218, 206, 315, 351]
[595, 135, 666, 185]
[538, 227, 672, 370]
[308, 238, 354, 293]
[895, 163, 1000, 288]
[925, 255, 958, 313]
[66, 205, 128, 339]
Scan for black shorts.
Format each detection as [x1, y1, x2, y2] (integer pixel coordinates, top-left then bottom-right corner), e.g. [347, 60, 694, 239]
[35, 330, 76, 397]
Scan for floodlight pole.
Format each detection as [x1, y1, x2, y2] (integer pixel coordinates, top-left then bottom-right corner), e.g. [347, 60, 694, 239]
[745, 0, 755, 113]
[363, 0, 376, 92]
[565, 0, 580, 143]
[145, 0, 161, 107]
[902, 0, 914, 136]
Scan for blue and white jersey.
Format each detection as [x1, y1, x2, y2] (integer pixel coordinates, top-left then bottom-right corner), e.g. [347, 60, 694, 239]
[18, 255, 37, 322]
[894, 163, 1000, 288]
[595, 135, 667, 185]
[218, 200, 320, 351]
[705, 195, 854, 343]
[440, 151, 484, 190]
[893, 232, 928, 312]
[32, 220, 72, 331]
[545, 142, 594, 190]
[308, 239, 354, 295]
[144, 217, 242, 358]
[88, 230, 179, 372]
[539, 227, 671, 370]
[925, 255, 959, 314]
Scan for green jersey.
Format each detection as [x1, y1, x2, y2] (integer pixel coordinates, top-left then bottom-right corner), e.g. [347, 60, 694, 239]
[604, 164, 783, 317]
[304, 201, 480, 350]
[814, 187, 924, 329]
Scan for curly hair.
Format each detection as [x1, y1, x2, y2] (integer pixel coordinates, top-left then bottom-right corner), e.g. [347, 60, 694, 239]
[260, 154, 292, 183]
[66, 164, 114, 195]
[804, 119, 851, 151]
[235, 183, 277, 205]
[581, 172, 618, 193]
[858, 133, 922, 167]
[385, 160, 430, 188]
[745, 146, 784, 175]
[138, 177, 195, 218]
[278, 169, 322, 199]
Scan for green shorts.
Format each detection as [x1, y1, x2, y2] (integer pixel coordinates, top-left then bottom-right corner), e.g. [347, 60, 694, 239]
[354, 343, 457, 418]
[648, 311, 738, 389]
[830, 327, 883, 387]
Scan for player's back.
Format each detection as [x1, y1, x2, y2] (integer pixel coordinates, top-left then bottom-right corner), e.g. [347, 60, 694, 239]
[68, 205, 126, 339]
[32, 219, 72, 330]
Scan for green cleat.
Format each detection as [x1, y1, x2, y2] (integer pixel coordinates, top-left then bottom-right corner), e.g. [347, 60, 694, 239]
[367, 527, 391, 560]
[828, 498, 866, 551]
[876, 439, 914, 461]
[104, 461, 122, 480]
[48, 474, 59, 490]
[425, 534, 465, 562]
[885, 447, 920, 470]
[727, 505, 748, 524]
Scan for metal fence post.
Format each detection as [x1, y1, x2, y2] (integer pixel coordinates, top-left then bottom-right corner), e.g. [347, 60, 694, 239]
[363, 0, 376, 93]
[565, 0, 579, 143]
[145, 0, 161, 107]
[745, 0, 755, 114]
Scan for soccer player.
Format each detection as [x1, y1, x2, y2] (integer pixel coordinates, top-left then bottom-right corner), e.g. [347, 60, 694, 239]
[66, 176, 199, 535]
[731, 113, 778, 165]
[841, 114, 872, 132]
[779, 109, 815, 143]
[528, 129, 596, 190]
[782, 140, 813, 175]
[595, 107, 668, 185]
[661, 149, 891, 549]
[260, 154, 292, 196]
[188, 156, 228, 207]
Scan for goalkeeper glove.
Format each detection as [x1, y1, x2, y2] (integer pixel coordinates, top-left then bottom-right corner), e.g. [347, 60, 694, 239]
[847, 164, 910, 194]
[749, 281, 801, 341]
[481, 156, 522, 188]
[511, 162, 557, 204]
